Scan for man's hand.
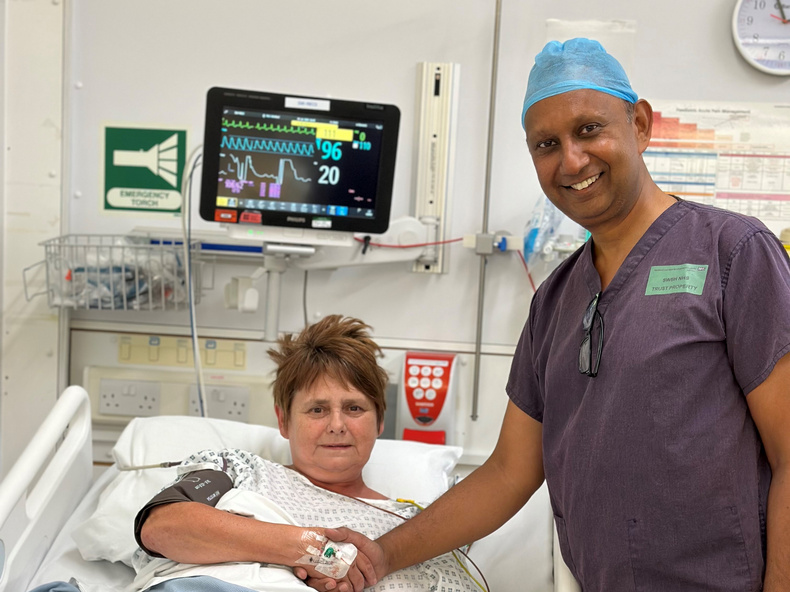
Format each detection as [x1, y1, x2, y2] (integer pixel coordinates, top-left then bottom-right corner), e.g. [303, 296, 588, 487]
[296, 527, 385, 592]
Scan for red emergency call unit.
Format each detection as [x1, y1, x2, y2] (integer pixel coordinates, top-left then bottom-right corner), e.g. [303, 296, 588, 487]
[396, 351, 457, 445]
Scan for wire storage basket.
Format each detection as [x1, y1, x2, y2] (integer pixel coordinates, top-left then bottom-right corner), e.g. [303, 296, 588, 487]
[31, 234, 201, 311]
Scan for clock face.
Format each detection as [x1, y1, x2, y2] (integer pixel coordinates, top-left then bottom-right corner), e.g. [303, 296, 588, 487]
[733, 0, 790, 75]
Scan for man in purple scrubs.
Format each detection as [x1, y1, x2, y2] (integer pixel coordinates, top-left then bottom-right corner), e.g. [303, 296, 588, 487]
[310, 39, 790, 592]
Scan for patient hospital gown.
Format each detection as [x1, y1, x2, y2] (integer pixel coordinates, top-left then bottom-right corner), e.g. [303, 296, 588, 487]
[131, 449, 477, 592]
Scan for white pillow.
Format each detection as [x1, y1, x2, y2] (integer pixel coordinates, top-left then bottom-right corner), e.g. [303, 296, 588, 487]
[73, 415, 461, 566]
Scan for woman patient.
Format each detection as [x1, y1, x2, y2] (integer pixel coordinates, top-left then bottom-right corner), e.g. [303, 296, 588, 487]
[132, 315, 476, 592]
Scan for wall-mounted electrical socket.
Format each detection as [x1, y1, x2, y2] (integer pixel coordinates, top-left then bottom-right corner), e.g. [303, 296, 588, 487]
[100, 379, 161, 417]
[189, 384, 250, 422]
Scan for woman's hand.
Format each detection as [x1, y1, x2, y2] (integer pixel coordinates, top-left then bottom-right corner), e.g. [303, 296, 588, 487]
[287, 527, 370, 591]
[296, 527, 386, 592]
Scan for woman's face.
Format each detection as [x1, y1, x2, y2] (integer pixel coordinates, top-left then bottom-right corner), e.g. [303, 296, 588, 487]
[276, 375, 383, 491]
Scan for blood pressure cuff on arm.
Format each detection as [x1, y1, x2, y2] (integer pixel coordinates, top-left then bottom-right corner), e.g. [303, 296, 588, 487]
[133, 469, 233, 557]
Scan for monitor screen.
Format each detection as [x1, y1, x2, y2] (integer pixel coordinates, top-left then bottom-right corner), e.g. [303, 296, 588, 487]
[200, 87, 400, 239]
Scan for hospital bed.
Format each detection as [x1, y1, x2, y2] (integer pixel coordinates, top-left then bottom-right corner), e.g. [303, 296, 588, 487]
[0, 386, 579, 592]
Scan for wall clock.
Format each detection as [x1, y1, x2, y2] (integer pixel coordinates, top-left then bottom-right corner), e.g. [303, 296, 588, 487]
[732, 0, 790, 75]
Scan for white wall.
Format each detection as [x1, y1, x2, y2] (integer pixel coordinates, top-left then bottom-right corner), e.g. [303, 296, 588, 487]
[2, 0, 789, 472]
[65, 0, 498, 346]
[62, 0, 790, 345]
[0, 0, 5, 469]
[1, 0, 64, 476]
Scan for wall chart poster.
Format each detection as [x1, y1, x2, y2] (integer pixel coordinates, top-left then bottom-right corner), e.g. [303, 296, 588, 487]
[644, 100, 790, 233]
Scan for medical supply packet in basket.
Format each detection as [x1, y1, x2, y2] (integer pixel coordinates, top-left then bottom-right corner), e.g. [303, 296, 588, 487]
[39, 235, 199, 311]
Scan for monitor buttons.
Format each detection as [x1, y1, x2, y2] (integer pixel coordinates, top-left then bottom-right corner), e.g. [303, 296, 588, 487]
[239, 211, 262, 224]
[214, 209, 238, 223]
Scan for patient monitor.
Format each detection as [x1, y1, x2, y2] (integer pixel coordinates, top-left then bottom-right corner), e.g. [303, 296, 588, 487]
[197, 87, 424, 337]
[199, 87, 400, 246]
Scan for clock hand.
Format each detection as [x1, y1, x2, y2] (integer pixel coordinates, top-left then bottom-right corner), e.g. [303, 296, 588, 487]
[775, 1, 788, 23]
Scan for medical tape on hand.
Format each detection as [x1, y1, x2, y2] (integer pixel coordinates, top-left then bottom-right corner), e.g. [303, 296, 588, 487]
[295, 530, 358, 579]
[297, 529, 327, 557]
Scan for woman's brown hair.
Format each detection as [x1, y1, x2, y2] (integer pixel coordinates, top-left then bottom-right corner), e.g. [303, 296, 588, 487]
[267, 315, 388, 426]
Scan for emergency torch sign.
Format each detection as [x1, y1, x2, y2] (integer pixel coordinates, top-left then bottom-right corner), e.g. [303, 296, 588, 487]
[103, 126, 187, 213]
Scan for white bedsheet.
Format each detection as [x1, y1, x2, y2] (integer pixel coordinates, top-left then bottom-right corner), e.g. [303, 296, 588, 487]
[27, 468, 135, 592]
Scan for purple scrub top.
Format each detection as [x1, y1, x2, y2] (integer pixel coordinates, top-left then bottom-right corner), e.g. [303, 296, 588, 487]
[507, 200, 790, 591]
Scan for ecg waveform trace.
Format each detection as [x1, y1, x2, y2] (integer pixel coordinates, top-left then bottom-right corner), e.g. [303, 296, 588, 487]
[221, 135, 316, 157]
[222, 118, 316, 136]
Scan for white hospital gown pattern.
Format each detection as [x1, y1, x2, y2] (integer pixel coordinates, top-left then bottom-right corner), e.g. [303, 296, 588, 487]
[135, 449, 476, 592]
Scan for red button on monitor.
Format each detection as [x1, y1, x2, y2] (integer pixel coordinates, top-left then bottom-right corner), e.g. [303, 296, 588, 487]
[215, 209, 238, 223]
[240, 211, 262, 224]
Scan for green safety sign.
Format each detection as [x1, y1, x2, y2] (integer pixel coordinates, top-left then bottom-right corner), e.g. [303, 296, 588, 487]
[104, 126, 187, 212]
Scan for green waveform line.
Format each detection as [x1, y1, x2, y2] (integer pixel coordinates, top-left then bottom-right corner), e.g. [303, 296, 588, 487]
[221, 118, 316, 135]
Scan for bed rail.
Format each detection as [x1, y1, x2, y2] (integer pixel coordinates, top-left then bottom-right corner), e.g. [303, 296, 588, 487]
[0, 386, 93, 592]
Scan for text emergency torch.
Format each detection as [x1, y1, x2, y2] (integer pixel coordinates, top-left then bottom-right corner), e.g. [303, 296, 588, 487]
[396, 352, 457, 445]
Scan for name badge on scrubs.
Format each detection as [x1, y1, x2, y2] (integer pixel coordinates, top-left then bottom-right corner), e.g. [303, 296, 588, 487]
[645, 264, 708, 296]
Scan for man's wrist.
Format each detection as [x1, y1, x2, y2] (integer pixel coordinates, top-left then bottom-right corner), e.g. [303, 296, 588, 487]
[374, 534, 396, 577]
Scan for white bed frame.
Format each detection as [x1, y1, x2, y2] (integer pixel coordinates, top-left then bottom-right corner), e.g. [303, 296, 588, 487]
[0, 386, 93, 592]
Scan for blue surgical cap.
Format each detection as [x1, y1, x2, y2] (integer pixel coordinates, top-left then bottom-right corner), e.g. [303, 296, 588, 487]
[521, 38, 638, 129]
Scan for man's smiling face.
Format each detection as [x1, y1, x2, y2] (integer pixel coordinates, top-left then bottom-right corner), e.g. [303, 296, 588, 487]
[524, 89, 650, 233]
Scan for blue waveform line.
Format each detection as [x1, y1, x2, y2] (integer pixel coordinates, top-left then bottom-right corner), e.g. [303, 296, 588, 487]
[227, 154, 312, 185]
[221, 134, 315, 157]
